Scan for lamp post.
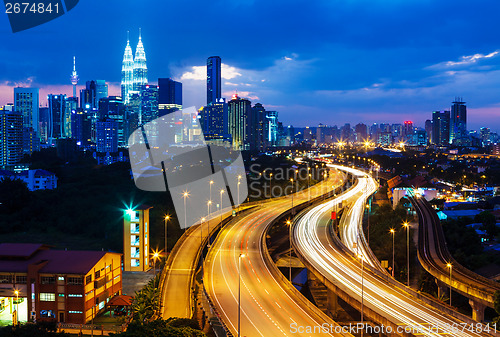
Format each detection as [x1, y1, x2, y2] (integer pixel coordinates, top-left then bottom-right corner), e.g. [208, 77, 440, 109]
[403, 222, 410, 286]
[238, 253, 246, 337]
[164, 215, 170, 253]
[220, 189, 224, 226]
[358, 252, 364, 337]
[209, 180, 214, 214]
[152, 250, 160, 279]
[286, 220, 292, 282]
[447, 263, 453, 306]
[290, 179, 294, 211]
[366, 204, 370, 244]
[390, 228, 396, 277]
[237, 175, 242, 213]
[269, 172, 273, 198]
[183, 191, 190, 231]
[14, 290, 19, 326]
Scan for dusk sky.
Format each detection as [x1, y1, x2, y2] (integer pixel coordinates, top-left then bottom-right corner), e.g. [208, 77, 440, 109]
[2, 0, 500, 132]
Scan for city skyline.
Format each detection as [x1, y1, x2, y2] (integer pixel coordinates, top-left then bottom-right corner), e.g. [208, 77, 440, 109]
[2, 0, 500, 132]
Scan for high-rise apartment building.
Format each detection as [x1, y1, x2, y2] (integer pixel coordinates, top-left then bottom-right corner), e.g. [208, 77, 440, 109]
[96, 118, 118, 153]
[432, 110, 450, 146]
[47, 94, 67, 144]
[227, 94, 251, 150]
[0, 105, 23, 167]
[14, 87, 39, 134]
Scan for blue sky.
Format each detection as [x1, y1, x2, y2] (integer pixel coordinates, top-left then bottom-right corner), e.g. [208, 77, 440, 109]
[1, 0, 500, 132]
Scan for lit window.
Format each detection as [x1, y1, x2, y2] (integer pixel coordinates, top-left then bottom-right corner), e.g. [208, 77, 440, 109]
[40, 293, 55, 301]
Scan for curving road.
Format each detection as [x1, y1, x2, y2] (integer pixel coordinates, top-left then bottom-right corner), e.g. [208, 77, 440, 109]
[204, 171, 354, 337]
[293, 166, 490, 337]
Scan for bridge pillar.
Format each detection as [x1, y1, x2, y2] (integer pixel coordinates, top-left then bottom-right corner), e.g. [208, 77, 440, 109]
[469, 299, 486, 322]
[326, 288, 339, 318]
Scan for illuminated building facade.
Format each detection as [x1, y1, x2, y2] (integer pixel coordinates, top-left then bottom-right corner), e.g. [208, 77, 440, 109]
[0, 243, 121, 325]
[133, 30, 148, 93]
[123, 205, 152, 272]
[121, 34, 134, 104]
[227, 93, 251, 150]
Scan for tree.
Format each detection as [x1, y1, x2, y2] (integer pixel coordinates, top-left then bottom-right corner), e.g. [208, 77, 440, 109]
[475, 211, 497, 239]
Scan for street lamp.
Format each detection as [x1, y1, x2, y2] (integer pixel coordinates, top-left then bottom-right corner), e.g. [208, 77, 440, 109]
[209, 180, 214, 215]
[220, 189, 224, 226]
[390, 228, 396, 277]
[366, 204, 370, 244]
[14, 290, 19, 326]
[447, 263, 453, 306]
[286, 220, 292, 282]
[290, 179, 294, 210]
[151, 250, 160, 279]
[403, 222, 410, 286]
[182, 191, 190, 231]
[357, 252, 364, 337]
[164, 215, 170, 253]
[238, 253, 246, 337]
[237, 175, 242, 213]
[269, 172, 273, 198]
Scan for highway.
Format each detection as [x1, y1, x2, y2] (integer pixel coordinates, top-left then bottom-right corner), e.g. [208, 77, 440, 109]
[204, 171, 354, 337]
[160, 208, 242, 319]
[410, 195, 500, 310]
[292, 166, 490, 337]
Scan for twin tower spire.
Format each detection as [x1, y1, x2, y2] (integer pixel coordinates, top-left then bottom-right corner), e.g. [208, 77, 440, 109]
[121, 29, 148, 104]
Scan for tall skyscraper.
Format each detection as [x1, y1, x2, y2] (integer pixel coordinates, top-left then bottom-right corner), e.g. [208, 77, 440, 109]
[354, 123, 368, 142]
[158, 78, 182, 116]
[98, 96, 126, 147]
[47, 94, 67, 144]
[432, 110, 450, 146]
[14, 87, 39, 133]
[133, 29, 148, 93]
[140, 85, 159, 125]
[207, 56, 222, 105]
[0, 105, 23, 167]
[450, 98, 467, 145]
[228, 93, 251, 150]
[121, 33, 134, 104]
[250, 103, 266, 150]
[425, 120, 433, 144]
[70, 56, 79, 98]
[266, 111, 279, 148]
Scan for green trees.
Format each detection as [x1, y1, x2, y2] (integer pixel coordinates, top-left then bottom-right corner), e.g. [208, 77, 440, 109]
[130, 275, 160, 323]
[0, 322, 69, 337]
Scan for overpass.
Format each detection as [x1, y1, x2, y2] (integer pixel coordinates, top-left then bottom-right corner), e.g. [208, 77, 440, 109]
[410, 194, 500, 321]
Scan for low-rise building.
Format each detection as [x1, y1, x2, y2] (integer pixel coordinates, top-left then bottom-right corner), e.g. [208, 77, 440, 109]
[0, 243, 122, 324]
[0, 169, 57, 191]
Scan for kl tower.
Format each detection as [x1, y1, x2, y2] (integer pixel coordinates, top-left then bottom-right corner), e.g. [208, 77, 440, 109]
[70, 56, 79, 98]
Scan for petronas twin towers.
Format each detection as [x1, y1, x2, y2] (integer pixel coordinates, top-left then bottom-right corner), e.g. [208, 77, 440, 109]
[121, 29, 148, 104]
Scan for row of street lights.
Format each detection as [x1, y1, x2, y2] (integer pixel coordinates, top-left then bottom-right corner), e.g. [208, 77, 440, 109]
[388, 222, 453, 304]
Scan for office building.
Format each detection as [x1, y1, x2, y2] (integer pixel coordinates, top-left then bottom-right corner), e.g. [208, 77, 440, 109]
[47, 94, 67, 144]
[425, 120, 433, 144]
[71, 108, 92, 148]
[450, 98, 467, 145]
[199, 98, 227, 141]
[207, 56, 222, 105]
[250, 103, 266, 151]
[140, 85, 159, 125]
[265, 111, 279, 148]
[227, 94, 251, 150]
[14, 87, 39, 143]
[354, 123, 368, 142]
[158, 78, 182, 116]
[0, 243, 121, 324]
[0, 105, 23, 167]
[432, 110, 450, 146]
[123, 206, 152, 272]
[96, 118, 118, 153]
